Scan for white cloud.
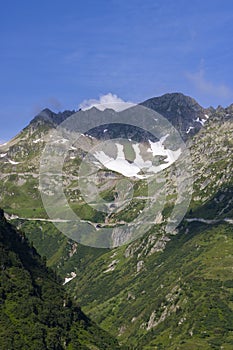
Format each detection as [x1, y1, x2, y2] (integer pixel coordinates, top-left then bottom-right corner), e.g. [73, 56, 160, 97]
[186, 69, 232, 100]
[79, 93, 135, 112]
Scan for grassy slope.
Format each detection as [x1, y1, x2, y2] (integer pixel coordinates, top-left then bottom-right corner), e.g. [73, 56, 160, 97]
[69, 221, 233, 349]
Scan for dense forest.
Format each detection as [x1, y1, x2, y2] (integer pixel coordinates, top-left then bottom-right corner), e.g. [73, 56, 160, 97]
[0, 208, 121, 350]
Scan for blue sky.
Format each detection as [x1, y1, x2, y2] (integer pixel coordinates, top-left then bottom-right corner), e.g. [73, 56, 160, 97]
[1, 0, 233, 140]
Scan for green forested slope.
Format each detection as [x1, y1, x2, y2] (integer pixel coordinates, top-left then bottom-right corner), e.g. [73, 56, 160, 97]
[0, 209, 121, 350]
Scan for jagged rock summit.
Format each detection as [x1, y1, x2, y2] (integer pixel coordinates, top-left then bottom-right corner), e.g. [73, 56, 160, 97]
[141, 92, 210, 139]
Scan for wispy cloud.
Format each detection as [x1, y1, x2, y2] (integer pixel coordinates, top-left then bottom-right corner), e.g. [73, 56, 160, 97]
[79, 93, 134, 112]
[186, 69, 233, 100]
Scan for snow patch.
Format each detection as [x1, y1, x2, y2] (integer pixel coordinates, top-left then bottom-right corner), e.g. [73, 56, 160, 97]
[148, 135, 181, 165]
[186, 126, 194, 134]
[94, 144, 142, 178]
[8, 159, 21, 165]
[195, 117, 207, 126]
[33, 138, 41, 144]
[93, 136, 181, 179]
[0, 153, 7, 158]
[63, 272, 77, 285]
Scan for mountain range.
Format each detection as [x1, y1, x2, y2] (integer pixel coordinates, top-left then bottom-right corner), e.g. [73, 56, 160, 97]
[0, 92, 232, 349]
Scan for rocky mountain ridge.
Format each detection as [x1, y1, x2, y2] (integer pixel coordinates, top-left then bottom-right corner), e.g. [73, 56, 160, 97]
[26, 92, 212, 140]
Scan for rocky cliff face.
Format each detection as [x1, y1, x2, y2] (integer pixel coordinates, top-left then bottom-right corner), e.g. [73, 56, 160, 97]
[141, 92, 211, 140]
